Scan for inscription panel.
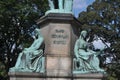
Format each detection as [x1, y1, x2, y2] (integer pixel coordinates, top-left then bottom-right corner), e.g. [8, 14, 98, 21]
[48, 23, 71, 56]
[51, 29, 69, 45]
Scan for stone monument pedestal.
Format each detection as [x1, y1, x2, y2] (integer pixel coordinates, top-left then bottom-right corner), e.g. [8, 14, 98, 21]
[9, 72, 106, 80]
[9, 13, 106, 80]
[37, 13, 80, 78]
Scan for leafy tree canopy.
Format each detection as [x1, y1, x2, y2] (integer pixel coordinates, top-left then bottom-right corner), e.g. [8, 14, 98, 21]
[78, 0, 120, 79]
[0, 0, 48, 79]
[78, 0, 120, 58]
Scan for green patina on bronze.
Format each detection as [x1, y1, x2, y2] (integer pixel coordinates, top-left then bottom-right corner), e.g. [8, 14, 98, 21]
[73, 30, 105, 74]
[46, 0, 73, 14]
[9, 28, 45, 73]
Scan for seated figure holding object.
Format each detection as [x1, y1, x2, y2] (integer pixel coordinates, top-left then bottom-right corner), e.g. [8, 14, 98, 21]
[9, 28, 45, 73]
[73, 30, 105, 74]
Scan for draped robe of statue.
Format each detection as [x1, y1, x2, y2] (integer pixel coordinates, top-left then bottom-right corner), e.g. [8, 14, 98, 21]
[9, 29, 45, 73]
[74, 30, 104, 73]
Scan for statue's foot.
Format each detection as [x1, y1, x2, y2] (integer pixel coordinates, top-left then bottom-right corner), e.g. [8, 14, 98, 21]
[40, 69, 45, 73]
[97, 69, 105, 72]
[9, 67, 19, 72]
[9, 67, 33, 72]
[90, 69, 105, 74]
[23, 69, 33, 72]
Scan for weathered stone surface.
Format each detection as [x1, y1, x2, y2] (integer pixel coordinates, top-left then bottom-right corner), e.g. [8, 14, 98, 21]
[73, 73, 106, 80]
[9, 72, 106, 80]
[46, 78, 71, 80]
[37, 13, 80, 57]
[46, 23, 71, 56]
[45, 23, 72, 77]
[46, 56, 72, 77]
[37, 13, 80, 78]
[8, 72, 45, 80]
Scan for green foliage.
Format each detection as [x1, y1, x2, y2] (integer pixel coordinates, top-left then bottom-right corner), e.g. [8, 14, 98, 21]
[0, 62, 7, 80]
[106, 63, 120, 80]
[0, 0, 48, 79]
[78, 0, 120, 79]
[79, 0, 120, 56]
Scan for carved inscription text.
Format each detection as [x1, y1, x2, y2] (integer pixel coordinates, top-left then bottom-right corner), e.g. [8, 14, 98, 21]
[51, 29, 69, 45]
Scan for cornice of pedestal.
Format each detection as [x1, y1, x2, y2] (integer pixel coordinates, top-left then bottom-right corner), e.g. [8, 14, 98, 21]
[36, 13, 81, 29]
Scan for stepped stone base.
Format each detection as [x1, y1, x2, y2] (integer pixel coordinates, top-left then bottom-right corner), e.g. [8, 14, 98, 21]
[73, 73, 106, 80]
[8, 72, 45, 80]
[9, 72, 106, 80]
